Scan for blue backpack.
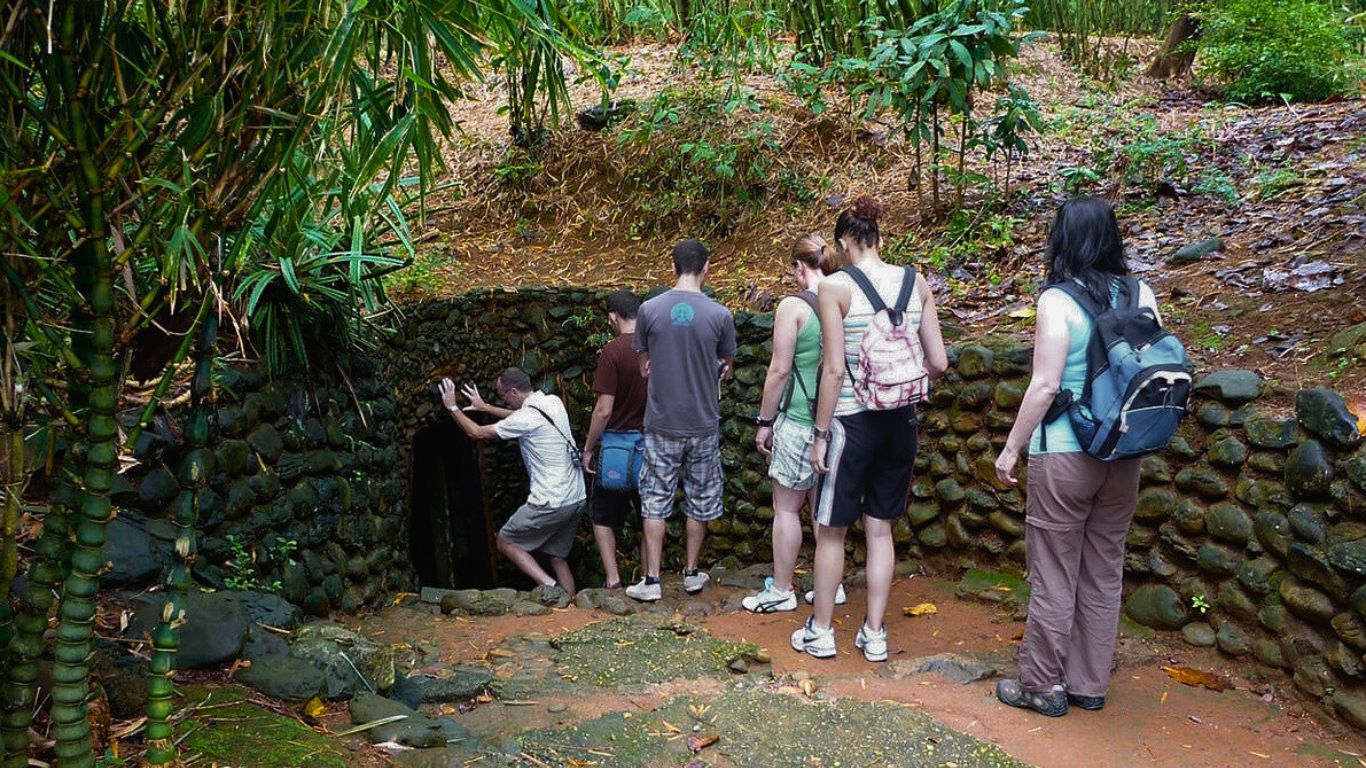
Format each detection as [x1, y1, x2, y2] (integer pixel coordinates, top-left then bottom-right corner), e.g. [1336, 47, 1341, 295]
[1043, 277, 1192, 461]
[598, 430, 644, 491]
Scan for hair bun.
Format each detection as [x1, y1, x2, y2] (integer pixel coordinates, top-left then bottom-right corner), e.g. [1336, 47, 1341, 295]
[851, 196, 882, 224]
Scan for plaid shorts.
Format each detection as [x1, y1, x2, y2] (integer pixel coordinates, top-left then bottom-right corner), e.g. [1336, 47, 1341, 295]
[638, 431, 725, 522]
[768, 412, 818, 492]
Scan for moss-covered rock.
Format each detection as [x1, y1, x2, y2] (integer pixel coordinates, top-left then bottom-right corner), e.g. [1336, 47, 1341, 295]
[1194, 369, 1262, 403]
[1205, 502, 1252, 544]
[1296, 389, 1365, 450]
[956, 345, 994, 379]
[1281, 578, 1337, 624]
[1216, 621, 1250, 656]
[1197, 403, 1233, 428]
[1197, 542, 1241, 576]
[1176, 466, 1230, 500]
[1124, 583, 1188, 630]
[1182, 621, 1216, 647]
[1286, 440, 1335, 500]
[1208, 436, 1249, 469]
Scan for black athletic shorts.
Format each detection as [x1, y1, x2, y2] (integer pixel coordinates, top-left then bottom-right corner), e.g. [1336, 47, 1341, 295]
[588, 484, 639, 528]
[814, 405, 919, 528]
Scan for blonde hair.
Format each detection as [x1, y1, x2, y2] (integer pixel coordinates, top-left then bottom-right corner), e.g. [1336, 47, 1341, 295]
[792, 234, 837, 275]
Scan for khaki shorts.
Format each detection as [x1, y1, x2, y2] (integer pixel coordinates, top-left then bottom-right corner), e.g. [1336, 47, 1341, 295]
[498, 499, 585, 558]
[768, 413, 818, 491]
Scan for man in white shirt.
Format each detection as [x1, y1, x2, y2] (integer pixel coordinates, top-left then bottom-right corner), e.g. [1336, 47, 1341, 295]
[439, 367, 586, 594]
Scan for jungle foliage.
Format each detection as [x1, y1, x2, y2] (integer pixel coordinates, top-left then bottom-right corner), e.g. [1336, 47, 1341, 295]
[0, 1, 577, 765]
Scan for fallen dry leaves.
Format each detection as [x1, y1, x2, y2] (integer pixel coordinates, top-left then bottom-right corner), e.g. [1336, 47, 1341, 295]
[1161, 665, 1233, 692]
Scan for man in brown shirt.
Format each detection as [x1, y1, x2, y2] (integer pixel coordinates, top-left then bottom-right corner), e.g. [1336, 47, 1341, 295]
[581, 290, 648, 588]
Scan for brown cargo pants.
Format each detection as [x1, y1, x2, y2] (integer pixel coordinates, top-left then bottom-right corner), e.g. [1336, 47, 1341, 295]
[1018, 452, 1141, 697]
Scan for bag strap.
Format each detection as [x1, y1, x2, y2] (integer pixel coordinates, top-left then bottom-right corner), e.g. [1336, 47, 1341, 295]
[794, 290, 819, 315]
[841, 266, 886, 314]
[842, 265, 915, 327]
[892, 266, 916, 314]
[528, 404, 578, 456]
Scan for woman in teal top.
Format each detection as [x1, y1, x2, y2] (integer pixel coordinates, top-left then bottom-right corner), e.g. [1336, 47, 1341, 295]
[993, 197, 1162, 717]
[745, 235, 841, 614]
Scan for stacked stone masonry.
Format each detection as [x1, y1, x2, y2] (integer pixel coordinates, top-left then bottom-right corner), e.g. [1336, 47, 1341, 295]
[122, 287, 1366, 730]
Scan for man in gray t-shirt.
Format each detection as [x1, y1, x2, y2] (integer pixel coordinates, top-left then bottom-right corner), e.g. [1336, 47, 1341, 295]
[626, 239, 737, 602]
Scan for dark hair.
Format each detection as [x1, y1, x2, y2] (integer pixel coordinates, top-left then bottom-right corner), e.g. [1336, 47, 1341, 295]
[834, 196, 882, 250]
[1044, 196, 1130, 306]
[672, 238, 710, 276]
[792, 234, 838, 275]
[497, 367, 533, 393]
[605, 289, 640, 320]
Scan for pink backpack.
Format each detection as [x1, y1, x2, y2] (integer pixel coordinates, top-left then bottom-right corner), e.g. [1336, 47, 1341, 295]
[843, 265, 930, 410]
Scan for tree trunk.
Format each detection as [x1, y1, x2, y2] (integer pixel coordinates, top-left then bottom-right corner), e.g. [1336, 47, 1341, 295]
[1147, 13, 1200, 79]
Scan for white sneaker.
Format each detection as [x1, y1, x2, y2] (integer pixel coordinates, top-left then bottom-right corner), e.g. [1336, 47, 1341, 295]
[625, 578, 662, 602]
[790, 616, 837, 659]
[682, 570, 710, 594]
[854, 622, 888, 662]
[804, 583, 848, 606]
[742, 577, 797, 613]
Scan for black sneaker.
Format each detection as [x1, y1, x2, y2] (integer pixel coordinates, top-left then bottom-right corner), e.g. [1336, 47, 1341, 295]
[995, 679, 1068, 717]
[1067, 692, 1105, 711]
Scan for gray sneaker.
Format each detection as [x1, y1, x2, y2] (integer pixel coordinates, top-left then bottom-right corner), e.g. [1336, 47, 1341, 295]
[854, 622, 888, 662]
[742, 577, 798, 613]
[995, 679, 1068, 717]
[790, 616, 837, 659]
[804, 583, 848, 605]
[625, 578, 662, 602]
[682, 570, 710, 594]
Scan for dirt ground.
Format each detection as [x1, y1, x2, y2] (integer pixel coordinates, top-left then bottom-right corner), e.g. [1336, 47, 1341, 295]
[351, 574, 1366, 767]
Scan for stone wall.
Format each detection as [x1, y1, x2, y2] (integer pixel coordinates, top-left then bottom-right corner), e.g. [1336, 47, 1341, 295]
[116, 285, 1366, 728]
[110, 355, 415, 615]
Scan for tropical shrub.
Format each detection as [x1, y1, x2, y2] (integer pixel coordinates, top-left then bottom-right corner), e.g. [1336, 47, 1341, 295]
[1198, 0, 1360, 104]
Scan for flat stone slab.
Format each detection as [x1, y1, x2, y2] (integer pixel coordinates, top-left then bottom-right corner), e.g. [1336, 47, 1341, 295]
[509, 688, 1031, 768]
[891, 652, 1007, 684]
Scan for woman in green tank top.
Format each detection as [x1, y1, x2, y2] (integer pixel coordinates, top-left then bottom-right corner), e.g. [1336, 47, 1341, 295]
[743, 235, 845, 613]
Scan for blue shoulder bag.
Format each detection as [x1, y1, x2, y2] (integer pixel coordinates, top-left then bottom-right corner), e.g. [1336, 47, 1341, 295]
[598, 430, 644, 491]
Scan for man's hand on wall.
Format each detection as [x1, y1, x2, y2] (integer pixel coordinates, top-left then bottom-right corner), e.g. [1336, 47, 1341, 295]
[460, 383, 488, 412]
[438, 378, 460, 411]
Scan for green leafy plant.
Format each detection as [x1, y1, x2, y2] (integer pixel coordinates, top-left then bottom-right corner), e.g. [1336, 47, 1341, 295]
[1254, 168, 1304, 201]
[1193, 168, 1240, 207]
[1191, 594, 1210, 614]
[616, 84, 793, 236]
[223, 535, 295, 593]
[1198, 0, 1361, 104]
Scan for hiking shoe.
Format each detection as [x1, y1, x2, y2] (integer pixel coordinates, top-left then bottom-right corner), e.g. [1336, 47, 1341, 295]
[742, 577, 797, 613]
[790, 616, 837, 659]
[854, 621, 888, 662]
[625, 578, 662, 602]
[1067, 692, 1105, 711]
[682, 569, 710, 594]
[995, 679, 1067, 717]
[804, 583, 847, 606]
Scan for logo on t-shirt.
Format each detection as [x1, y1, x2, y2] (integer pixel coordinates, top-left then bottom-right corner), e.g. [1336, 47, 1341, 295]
[669, 301, 695, 327]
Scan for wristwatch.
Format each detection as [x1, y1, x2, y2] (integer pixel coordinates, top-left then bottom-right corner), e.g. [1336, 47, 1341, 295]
[755, 415, 775, 427]
[812, 426, 831, 440]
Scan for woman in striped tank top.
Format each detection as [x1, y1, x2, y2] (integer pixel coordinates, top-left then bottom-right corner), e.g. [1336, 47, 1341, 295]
[790, 197, 948, 662]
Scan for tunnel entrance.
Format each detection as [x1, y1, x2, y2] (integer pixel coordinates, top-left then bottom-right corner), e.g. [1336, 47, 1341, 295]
[408, 420, 496, 589]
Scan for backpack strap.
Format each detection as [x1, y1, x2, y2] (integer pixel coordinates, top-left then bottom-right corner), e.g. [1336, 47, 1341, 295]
[842, 265, 915, 327]
[841, 266, 886, 314]
[892, 266, 916, 316]
[779, 291, 820, 414]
